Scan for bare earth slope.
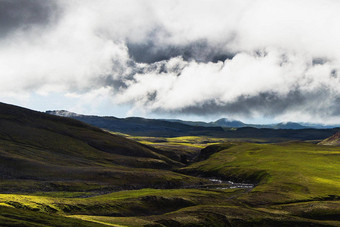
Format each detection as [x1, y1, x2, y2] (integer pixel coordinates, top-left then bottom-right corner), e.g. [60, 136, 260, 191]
[319, 131, 340, 146]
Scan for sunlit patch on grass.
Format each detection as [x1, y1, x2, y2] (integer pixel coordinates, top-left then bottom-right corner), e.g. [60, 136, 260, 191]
[0, 203, 14, 208]
[312, 177, 340, 187]
[68, 215, 153, 227]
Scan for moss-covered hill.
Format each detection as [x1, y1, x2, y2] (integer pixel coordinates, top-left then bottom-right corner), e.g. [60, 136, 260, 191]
[181, 142, 340, 204]
[0, 102, 206, 192]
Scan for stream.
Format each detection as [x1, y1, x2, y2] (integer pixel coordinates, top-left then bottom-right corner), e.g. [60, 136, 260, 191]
[208, 178, 254, 189]
[182, 177, 254, 190]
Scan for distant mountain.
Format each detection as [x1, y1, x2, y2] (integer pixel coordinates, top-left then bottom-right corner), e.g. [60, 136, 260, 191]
[163, 119, 213, 127]
[46, 110, 224, 137]
[211, 119, 336, 129]
[318, 131, 340, 146]
[212, 118, 246, 127]
[164, 118, 246, 128]
[166, 118, 247, 128]
[273, 122, 306, 129]
[48, 111, 340, 130]
[47, 110, 339, 141]
[167, 118, 308, 129]
[167, 118, 340, 130]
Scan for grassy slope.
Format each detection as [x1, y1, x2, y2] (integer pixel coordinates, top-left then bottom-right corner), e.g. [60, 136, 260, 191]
[112, 133, 275, 164]
[175, 142, 340, 226]
[182, 142, 340, 203]
[117, 134, 238, 162]
[2, 187, 336, 226]
[0, 205, 105, 227]
[1, 188, 338, 226]
[0, 102, 209, 192]
[2, 135, 340, 225]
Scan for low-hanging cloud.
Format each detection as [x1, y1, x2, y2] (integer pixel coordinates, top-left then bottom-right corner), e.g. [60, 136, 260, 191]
[1, 0, 340, 123]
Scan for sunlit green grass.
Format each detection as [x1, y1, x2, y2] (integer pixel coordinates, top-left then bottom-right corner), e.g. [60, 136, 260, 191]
[182, 142, 340, 204]
[0, 205, 104, 226]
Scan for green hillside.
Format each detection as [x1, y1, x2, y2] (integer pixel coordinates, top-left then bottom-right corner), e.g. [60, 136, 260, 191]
[182, 142, 340, 202]
[0, 102, 206, 192]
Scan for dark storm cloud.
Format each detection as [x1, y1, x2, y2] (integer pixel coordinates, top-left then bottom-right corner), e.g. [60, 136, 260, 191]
[127, 39, 236, 64]
[312, 57, 328, 65]
[0, 0, 60, 37]
[330, 97, 340, 115]
[151, 88, 339, 120]
[155, 91, 305, 116]
[331, 69, 337, 78]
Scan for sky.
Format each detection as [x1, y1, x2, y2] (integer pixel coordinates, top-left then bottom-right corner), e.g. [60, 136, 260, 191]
[1, 0, 340, 124]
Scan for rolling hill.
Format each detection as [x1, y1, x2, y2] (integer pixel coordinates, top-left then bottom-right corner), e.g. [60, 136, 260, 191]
[0, 102, 207, 193]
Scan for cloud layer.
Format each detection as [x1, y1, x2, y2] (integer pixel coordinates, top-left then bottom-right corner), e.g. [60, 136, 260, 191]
[1, 0, 340, 123]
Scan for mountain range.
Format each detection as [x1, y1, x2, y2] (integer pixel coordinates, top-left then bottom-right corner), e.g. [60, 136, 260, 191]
[49, 110, 340, 129]
[166, 117, 340, 129]
[46, 110, 339, 141]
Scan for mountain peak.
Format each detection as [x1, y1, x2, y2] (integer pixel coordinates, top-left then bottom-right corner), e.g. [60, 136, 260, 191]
[214, 118, 245, 127]
[275, 122, 306, 129]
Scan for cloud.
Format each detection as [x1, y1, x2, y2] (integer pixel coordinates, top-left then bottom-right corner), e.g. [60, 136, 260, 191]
[0, 0, 60, 37]
[0, 0, 130, 94]
[127, 39, 236, 64]
[1, 0, 340, 123]
[114, 50, 340, 122]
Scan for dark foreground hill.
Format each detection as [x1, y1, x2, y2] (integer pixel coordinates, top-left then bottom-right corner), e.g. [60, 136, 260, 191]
[47, 110, 339, 141]
[0, 102, 206, 192]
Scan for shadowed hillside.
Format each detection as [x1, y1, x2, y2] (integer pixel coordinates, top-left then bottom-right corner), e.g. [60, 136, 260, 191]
[0, 102, 206, 192]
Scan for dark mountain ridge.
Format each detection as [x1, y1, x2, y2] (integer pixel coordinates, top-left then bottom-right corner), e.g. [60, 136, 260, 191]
[169, 117, 339, 129]
[46, 110, 225, 137]
[47, 110, 340, 141]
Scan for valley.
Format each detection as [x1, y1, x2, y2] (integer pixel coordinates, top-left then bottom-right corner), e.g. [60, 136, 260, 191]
[0, 102, 340, 226]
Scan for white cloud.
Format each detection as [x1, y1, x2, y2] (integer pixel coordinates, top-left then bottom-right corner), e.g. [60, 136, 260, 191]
[115, 50, 340, 115]
[0, 1, 130, 93]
